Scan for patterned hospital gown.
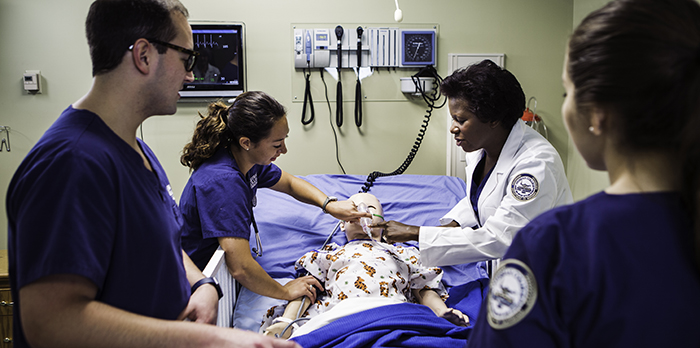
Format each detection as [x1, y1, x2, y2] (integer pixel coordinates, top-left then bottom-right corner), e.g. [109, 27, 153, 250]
[261, 240, 447, 329]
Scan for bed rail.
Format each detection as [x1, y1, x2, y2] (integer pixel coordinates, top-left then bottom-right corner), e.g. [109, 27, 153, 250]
[202, 246, 236, 327]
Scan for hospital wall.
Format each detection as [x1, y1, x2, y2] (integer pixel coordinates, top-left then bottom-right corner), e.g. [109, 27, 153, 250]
[0, 0, 607, 250]
[567, 0, 611, 200]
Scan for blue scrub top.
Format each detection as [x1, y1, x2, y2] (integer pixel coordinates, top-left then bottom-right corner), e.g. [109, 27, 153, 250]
[7, 106, 189, 348]
[468, 192, 700, 347]
[470, 155, 494, 227]
[180, 146, 282, 270]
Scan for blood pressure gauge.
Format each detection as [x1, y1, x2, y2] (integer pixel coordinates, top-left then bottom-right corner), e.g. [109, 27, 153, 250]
[400, 29, 436, 67]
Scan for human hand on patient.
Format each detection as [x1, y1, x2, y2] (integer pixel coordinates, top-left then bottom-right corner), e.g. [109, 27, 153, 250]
[373, 220, 419, 243]
[325, 199, 372, 222]
[283, 275, 323, 302]
[437, 307, 470, 327]
[177, 281, 219, 324]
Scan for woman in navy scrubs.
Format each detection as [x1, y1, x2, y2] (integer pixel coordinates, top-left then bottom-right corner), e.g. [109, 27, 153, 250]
[468, 0, 700, 346]
[179, 91, 368, 306]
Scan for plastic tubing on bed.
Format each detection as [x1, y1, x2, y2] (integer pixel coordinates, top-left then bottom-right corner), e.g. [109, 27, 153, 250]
[321, 221, 342, 250]
[296, 297, 307, 319]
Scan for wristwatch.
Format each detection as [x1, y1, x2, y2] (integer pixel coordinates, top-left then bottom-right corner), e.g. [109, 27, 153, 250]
[191, 277, 223, 300]
[322, 196, 338, 214]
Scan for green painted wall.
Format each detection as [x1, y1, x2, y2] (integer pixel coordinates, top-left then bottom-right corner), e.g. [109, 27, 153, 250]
[0, 0, 579, 249]
[566, 0, 611, 201]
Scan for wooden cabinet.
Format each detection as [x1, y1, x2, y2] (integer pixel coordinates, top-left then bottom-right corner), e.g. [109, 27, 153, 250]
[0, 250, 12, 347]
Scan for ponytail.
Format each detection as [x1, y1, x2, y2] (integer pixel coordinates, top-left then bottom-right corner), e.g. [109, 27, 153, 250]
[570, 0, 700, 272]
[180, 100, 231, 171]
[181, 91, 287, 171]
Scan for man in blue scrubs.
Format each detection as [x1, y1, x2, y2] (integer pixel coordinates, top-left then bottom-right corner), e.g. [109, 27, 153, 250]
[5, 1, 297, 347]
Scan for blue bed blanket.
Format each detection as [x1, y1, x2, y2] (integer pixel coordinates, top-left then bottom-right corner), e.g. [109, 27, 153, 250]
[291, 278, 488, 348]
[233, 174, 489, 334]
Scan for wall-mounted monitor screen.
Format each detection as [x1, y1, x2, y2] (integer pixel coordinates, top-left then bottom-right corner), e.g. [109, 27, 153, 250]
[179, 22, 245, 101]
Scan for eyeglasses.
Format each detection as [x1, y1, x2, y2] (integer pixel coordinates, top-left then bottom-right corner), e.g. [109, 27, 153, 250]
[149, 39, 199, 72]
[130, 38, 199, 72]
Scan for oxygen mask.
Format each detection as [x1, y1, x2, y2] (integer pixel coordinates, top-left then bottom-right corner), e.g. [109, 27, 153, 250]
[357, 202, 374, 239]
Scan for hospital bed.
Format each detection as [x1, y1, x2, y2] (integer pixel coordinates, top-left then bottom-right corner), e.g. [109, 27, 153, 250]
[202, 174, 489, 347]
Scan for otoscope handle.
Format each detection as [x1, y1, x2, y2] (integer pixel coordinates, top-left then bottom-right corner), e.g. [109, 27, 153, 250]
[336, 80, 343, 127]
[335, 25, 343, 69]
[335, 25, 344, 127]
[356, 26, 363, 67]
[355, 80, 362, 127]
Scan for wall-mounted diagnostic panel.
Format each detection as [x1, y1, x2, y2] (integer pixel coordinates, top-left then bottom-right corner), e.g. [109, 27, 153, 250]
[400, 30, 436, 66]
[294, 28, 333, 68]
[293, 25, 437, 69]
[368, 28, 398, 67]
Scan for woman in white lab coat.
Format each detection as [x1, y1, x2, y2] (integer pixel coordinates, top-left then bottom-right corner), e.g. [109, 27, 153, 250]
[378, 60, 572, 267]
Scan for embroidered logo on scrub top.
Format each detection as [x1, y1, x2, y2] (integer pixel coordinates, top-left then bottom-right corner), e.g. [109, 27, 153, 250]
[165, 184, 183, 223]
[249, 173, 258, 189]
[510, 173, 539, 201]
[166, 184, 175, 201]
[487, 259, 538, 329]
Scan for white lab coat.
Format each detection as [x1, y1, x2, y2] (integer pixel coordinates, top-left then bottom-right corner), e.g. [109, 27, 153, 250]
[420, 120, 572, 266]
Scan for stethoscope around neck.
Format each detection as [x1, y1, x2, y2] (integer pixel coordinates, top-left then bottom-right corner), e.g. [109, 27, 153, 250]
[227, 145, 264, 258]
[221, 114, 263, 257]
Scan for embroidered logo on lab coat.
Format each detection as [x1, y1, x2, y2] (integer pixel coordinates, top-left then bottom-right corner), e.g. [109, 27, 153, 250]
[510, 173, 539, 201]
[487, 259, 538, 329]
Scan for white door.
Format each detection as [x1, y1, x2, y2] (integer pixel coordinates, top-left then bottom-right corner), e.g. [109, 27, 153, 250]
[445, 54, 505, 181]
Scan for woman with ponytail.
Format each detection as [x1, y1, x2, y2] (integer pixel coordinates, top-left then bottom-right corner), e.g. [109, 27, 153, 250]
[468, 0, 700, 346]
[179, 91, 368, 316]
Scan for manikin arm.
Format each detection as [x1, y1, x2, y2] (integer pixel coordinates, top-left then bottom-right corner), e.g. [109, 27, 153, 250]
[263, 296, 313, 339]
[412, 288, 470, 327]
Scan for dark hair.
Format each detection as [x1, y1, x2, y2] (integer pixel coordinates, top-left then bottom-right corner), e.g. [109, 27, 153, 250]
[86, 0, 189, 76]
[181, 91, 287, 170]
[440, 60, 525, 130]
[569, 0, 700, 268]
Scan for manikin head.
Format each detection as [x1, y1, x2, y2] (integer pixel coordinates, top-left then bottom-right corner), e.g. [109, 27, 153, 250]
[341, 193, 385, 241]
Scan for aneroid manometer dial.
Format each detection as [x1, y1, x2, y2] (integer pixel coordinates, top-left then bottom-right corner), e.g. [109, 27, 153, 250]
[400, 30, 436, 66]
